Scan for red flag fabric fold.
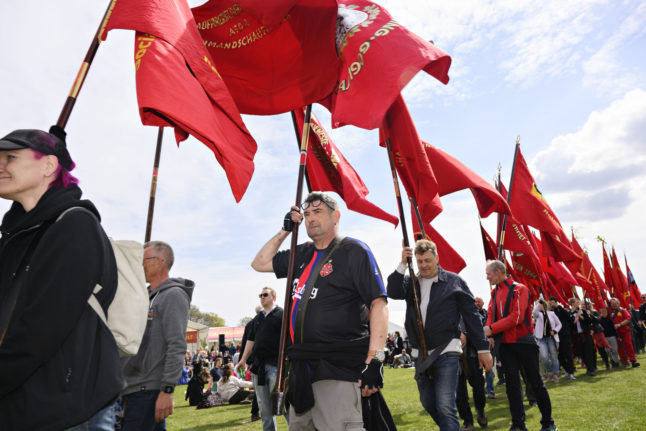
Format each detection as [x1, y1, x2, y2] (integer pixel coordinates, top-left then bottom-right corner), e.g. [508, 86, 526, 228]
[293, 108, 398, 226]
[540, 230, 581, 264]
[508, 147, 562, 234]
[192, 0, 339, 115]
[479, 223, 499, 261]
[323, 0, 451, 130]
[570, 235, 608, 307]
[380, 94, 442, 222]
[411, 205, 465, 273]
[133, 33, 256, 201]
[611, 247, 632, 308]
[602, 244, 617, 299]
[625, 256, 642, 306]
[424, 144, 510, 218]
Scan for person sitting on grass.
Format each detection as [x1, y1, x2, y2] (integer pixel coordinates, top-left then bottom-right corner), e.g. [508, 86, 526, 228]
[186, 369, 210, 406]
[217, 363, 255, 405]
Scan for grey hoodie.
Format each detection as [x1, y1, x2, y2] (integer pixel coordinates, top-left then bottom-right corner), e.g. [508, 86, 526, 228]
[122, 277, 194, 395]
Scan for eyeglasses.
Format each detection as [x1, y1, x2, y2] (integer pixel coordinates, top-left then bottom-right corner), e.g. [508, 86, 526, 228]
[301, 199, 334, 211]
[259, 293, 270, 298]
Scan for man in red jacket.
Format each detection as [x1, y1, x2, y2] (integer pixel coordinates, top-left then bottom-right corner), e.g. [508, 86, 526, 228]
[483, 260, 557, 431]
[609, 298, 640, 368]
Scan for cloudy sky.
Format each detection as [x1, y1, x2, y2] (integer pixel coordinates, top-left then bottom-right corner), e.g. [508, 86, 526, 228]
[2, 0, 645, 329]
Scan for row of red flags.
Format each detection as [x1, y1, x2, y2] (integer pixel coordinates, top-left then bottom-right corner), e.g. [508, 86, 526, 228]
[97, 0, 639, 307]
[477, 145, 642, 308]
[101, 0, 450, 201]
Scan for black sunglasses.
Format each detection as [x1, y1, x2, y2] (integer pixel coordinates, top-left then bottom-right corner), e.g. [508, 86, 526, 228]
[301, 199, 334, 211]
[259, 293, 270, 298]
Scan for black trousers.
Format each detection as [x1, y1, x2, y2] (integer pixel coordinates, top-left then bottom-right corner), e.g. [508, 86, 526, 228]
[557, 334, 575, 374]
[456, 354, 486, 425]
[575, 333, 595, 372]
[499, 343, 554, 429]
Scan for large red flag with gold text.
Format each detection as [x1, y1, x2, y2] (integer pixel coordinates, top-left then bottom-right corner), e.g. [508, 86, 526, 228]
[192, 0, 339, 115]
[508, 147, 562, 234]
[380, 95, 442, 222]
[132, 33, 256, 201]
[323, 0, 451, 129]
[293, 108, 398, 226]
[424, 144, 510, 218]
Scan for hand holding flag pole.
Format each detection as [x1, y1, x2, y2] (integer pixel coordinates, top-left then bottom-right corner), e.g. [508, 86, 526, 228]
[273, 105, 313, 416]
[385, 139, 428, 360]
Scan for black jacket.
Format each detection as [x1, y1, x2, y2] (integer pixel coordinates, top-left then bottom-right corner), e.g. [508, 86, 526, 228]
[552, 305, 573, 337]
[0, 185, 123, 430]
[387, 266, 489, 354]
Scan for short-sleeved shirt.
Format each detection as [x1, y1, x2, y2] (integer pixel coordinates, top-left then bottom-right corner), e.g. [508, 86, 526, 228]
[272, 237, 386, 345]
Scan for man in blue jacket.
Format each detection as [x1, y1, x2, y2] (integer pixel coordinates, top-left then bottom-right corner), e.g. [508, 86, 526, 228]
[387, 239, 492, 431]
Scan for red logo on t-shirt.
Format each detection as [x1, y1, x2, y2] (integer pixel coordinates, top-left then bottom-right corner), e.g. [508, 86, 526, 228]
[320, 262, 333, 277]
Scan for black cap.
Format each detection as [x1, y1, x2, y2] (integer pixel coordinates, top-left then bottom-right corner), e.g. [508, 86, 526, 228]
[0, 127, 74, 170]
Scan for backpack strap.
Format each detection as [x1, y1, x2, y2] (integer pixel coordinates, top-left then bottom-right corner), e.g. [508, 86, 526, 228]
[293, 237, 344, 344]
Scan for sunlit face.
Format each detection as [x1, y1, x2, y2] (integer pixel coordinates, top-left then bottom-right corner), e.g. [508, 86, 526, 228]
[610, 299, 619, 310]
[303, 201, 338, 241]
[486, 266, 505, 286]
[549, 299, 558, 310]
[0, 149, 53, 203]
[416, 250, 439, 278]
[143, 246, 165, 283]
[259, 288, 275, 307]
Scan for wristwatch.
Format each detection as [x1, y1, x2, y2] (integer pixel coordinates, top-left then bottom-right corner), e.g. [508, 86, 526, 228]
[162, 385, 175, 394]
[368, 350, 386, 362]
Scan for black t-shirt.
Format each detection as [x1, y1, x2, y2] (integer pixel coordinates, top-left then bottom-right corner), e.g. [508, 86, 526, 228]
[272, 237, 386, 345]
[248, 306, 283, 365]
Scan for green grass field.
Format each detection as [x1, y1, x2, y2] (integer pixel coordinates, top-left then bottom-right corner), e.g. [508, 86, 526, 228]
[168, 352, 645, 430]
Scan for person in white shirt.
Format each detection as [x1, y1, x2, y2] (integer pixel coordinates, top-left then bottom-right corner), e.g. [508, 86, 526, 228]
[533, 299, 562, 382]
[217, 364, 254, 404]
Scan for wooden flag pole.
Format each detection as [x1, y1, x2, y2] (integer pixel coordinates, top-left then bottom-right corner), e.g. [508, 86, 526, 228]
[410, 197, 426, 240]
[290, 111, 312, 193]
[498, 137, 520, 260]
[56, 0, 117, 129]
[273, 104, 313, 416]
[385, 139, 428, 360]
[144, 127, 164, 243]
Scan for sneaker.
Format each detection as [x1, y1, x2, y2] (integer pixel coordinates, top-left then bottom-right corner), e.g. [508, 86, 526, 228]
[528, 400, 538, 408]
[624, 362, 632, 368]
[567, 373, 576, 380]
[540, 426, 558, 431]
[632, 361, 640, 368]
[476, 408, 488, 428]
[586, 370, 596, 376]
[551, 375, 559, 383]
[250, 414, 261, 422]
[462, 424, 475, 431]
[487, 391, 496, 399]
[496, 379, 506, 386]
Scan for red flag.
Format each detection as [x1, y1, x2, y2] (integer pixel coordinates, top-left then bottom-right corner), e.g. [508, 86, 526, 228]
[496, 183, 539, 260]
[479, 223, 499, 261]
[293, 108, 398, 226]
[323, 0, 451, 130]
[235, 0, 299, 27]
[192, 0, 339, 115]
[601, 244, 616, 298]
[411, 205, 465, 273]
[424, 144, 510, 218]
[508, 147, 562, 234]
[625, 256, 643, 306]
[569, 236, 608, 307]
[380, 94, 442, 222]
[540, 230, 581, 264]
[611, 247, 632, 308]
[133, 33, 256, 201]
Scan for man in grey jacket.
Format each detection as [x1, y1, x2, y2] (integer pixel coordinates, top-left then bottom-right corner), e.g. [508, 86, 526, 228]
[121, 241, 194, 430]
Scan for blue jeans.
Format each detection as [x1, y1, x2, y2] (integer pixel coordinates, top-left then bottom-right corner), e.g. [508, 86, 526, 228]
[253, 364, 279, 431]
[416, 352, 460, 431]
[485, 368, 495, 394]
[538, 338, 559, 375]
[65, 403, 115, 431]
[122, 390, 165, 431]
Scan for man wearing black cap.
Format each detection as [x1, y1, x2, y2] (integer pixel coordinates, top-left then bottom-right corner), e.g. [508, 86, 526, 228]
[0, 128, 123, 430]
